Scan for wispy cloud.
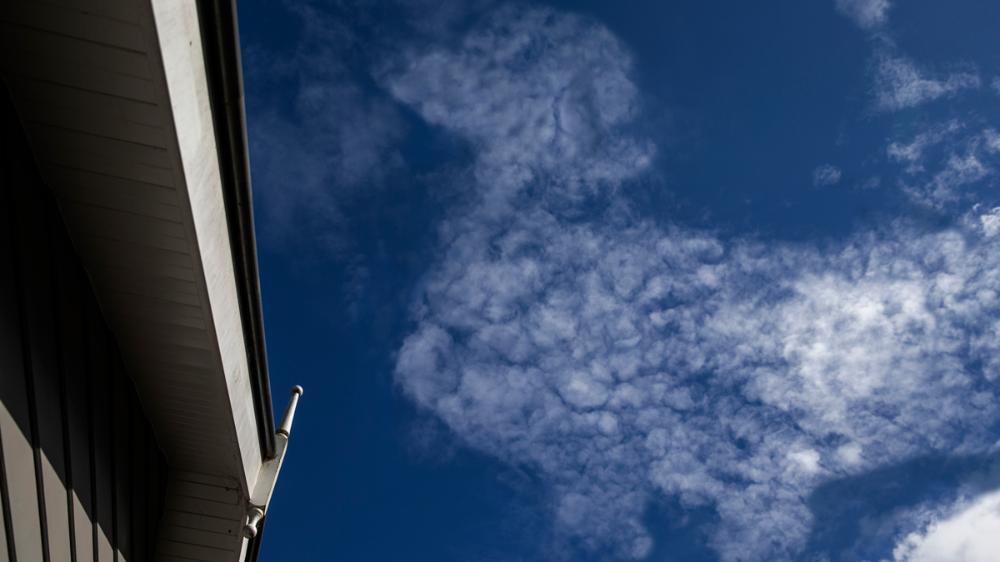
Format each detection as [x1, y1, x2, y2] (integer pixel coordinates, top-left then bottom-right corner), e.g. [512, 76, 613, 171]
[245, 3, 407, 255]
[980, 207, 1000, 237]
[887, 120, 963, 173]
[382, 6, 653, 214]
[832, 0, 977, 114]
[836, 0, 891, 29]
[886, 490, 1000, 562]
[397, 206, 1000, 560]
[873, 53, 980, 112]
[888, 124, 1000, 207]
[387, 6, 1000, 561]
[813, 163, 843, 186]
[905, 153, 989, 206]
[827, 0, 993, 209]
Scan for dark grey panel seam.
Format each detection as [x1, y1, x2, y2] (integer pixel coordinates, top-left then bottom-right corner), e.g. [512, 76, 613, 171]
[145, 417, 157, 562]
[47, 204, 77, 562]
[0, 411, 16, 562]
[107, 343, 118, 562]
[84, 297, 98, 562]
[117, 367, 130, 562]
[0, 163, 19, 562]
[128, 401, 137, 562]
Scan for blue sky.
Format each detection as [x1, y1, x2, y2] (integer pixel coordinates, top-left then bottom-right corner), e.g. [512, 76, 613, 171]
[237, 1, 1000, 560]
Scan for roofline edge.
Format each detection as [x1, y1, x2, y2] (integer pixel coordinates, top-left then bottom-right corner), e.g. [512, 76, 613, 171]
[195, 0, 277, 461]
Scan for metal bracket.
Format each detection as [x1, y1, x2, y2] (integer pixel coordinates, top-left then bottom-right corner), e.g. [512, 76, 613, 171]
[243, 385, 303, 539]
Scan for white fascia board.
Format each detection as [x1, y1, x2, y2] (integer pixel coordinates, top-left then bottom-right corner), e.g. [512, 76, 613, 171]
[149, 0, 262, 492]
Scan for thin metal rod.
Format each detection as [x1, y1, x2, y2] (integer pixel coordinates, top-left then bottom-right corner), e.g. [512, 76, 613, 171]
[277, 385, 303, 437]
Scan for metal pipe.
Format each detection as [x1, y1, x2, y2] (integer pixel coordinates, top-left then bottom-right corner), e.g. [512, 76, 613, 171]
[277, 385, 303, 437]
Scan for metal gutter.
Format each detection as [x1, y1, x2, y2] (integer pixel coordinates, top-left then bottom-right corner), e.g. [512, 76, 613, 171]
[194, 0, 277, 461]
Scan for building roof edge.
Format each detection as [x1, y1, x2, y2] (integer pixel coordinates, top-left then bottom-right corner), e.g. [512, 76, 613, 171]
[195, 0, 277, 463]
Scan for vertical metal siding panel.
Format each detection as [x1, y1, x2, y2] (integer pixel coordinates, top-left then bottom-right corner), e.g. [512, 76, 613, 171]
[13, 181, 51, 562]
[145, 443, 154, 562]
[1, 90, 46, 562]
[112, 364, 130, 561]
[146, 437, 163, 561]
[51, 218, 81, 562]
[57, 231, 95, 562]
[83, 299, 105, 562]
[0, 294, 40, 562]
[0, 462, 8, 562]
[0, 156, 23, 562]
[129, 403, 146, 560]
[89, 326, 114, 562]
[11, 167, 75, 562]
[0, 162, 20, 561]
[0, 330, 13, 562]
[2, 82, 170, 562]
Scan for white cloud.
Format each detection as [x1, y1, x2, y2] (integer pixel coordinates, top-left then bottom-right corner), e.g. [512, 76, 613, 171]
[247, 0, 502, 241]
[814, 164, 843, 186]
[252, 77, 404, 204]
[836, 442, 864, 466]
[900, 154, 989, 208]
[386, 6, 1000, 561]
[984, 129, 1000, 154]
[252, 7, 405, 188]
[889, 125, 1000, 207]
[979, 207, 1000, 238]
[874, 54, 980, 112]
[382, 6, 653, 212]
[789, 449, 823, 474]
[397, 207, 1000, 561]
[888, 490, 1000, 562]
[887, 120, 962, 173]
[992, 77, 1000, 95]
[833, 0, 994, 209]
[245, 1, 456, 309]
[836, 0, 891, 29]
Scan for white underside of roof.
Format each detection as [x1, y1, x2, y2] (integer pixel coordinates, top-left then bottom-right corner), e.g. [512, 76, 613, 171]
[1, 0, 271, 559]
[150, 0, 262, 492]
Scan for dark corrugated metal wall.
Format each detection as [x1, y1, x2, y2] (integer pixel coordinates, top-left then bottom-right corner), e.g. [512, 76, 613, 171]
[0, 85, 167, 562]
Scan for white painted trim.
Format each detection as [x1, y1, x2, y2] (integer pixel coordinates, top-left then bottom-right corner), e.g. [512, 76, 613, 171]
[148, 0, 262, 492]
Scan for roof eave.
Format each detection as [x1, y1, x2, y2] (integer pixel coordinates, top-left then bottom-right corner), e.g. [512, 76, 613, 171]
[195, 0, 277, 462]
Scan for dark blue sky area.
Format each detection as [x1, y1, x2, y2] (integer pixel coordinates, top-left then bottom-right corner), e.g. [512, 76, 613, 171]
[236, 1, 1000, 560]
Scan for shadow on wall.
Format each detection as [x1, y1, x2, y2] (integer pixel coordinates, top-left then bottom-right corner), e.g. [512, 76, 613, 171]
[0, 83, 167, 562]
